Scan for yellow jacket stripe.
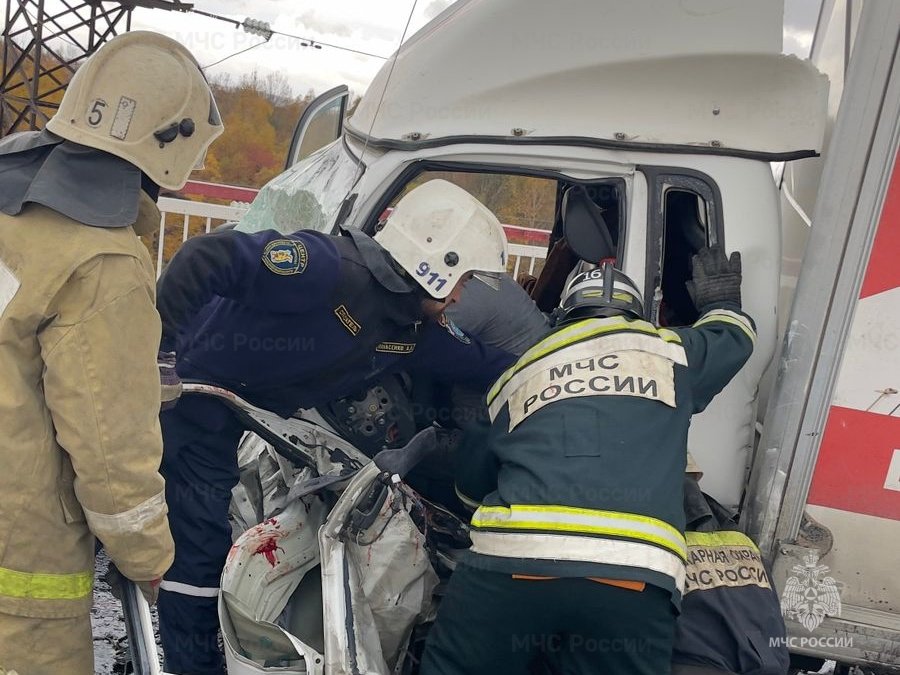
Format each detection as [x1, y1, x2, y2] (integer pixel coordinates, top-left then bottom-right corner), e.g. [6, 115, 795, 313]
[0, 566, 93, 601]
[470, 531, 687, 593]
[693, 309, 756, 344]
[471, 504, 687, 560]
[487, 317, 685, 408]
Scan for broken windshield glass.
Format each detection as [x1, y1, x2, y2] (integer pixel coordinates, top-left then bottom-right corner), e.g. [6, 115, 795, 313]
[236, 140, 359, 235]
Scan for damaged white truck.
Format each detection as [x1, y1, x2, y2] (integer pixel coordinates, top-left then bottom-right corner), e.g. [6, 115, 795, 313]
[126, 1, 900, 673]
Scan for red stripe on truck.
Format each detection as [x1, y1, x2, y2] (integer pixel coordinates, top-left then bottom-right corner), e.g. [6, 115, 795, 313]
[859, 150, 900, 300]
[807, 405, 900, 521]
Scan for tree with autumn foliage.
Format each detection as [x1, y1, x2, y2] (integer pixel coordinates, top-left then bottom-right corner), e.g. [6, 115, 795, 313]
[190, 71, 315, 189]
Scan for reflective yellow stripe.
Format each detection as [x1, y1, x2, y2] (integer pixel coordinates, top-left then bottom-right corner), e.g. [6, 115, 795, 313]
[685, 530, 759, 550]
[472, 504, 686, 560]
[0, 566, 93, 601]
[693, 310, 756, 343]
[487, 318, 682, 406]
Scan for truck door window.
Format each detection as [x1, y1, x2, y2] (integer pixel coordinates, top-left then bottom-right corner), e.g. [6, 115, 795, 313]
[641, 167, 724, 327]
[373, 168, 626, 311]
[381, 170, 558, 279]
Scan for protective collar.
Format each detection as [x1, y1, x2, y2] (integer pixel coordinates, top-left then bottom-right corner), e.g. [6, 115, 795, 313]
[0, 129, 143, 228]
[340, 226, 418, 294]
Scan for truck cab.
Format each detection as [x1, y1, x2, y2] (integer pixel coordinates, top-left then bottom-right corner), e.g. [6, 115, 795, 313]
[236, 0, 827, 513]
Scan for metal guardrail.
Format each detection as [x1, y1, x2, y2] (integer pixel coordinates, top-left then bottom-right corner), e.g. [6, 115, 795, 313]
[154, 196, 547, 280]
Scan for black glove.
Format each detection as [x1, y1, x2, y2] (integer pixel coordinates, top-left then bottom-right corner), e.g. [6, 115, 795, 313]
[686, 245, 742, 311]
[158, 350, 182, 411]
[104, 562, 162, 605]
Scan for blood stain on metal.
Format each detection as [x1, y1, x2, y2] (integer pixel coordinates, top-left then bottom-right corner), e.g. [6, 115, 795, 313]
[254, 536, 283, 567]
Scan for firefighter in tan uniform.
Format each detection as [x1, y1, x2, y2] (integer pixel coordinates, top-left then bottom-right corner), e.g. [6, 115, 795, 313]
[0, 31, 223, 674]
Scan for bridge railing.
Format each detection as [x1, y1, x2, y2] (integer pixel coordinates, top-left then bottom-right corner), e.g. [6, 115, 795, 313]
[153, 183, 549, 281]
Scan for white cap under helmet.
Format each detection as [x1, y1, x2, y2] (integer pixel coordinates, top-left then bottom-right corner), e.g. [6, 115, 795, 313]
[47, 31, 223, 191]
[374, 179, 509, 300]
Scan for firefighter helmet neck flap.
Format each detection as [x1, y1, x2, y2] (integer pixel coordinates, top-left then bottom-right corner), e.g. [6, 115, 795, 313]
[47, 31, 223, 191]
[373, 179, 509, 300]
[557, 263, 644, 325]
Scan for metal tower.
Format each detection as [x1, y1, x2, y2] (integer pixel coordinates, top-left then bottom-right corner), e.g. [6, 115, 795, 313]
[1, 0, 191, 137]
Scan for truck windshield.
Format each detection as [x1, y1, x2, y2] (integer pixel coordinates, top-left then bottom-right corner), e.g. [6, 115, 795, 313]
[236, 139, 358, 235]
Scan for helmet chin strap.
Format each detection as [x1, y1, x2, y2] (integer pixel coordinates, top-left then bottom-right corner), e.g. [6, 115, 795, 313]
[140, 172, 160, 202]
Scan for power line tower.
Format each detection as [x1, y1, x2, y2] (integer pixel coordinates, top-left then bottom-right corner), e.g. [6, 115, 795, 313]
[1, 0, 192, 137]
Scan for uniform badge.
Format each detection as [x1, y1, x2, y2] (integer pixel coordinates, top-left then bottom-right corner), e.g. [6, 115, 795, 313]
[334, 304, 362, 336]
[262, 239, 308, 275]
[441, 315, 471, 344]
[376, 341, 416, 354]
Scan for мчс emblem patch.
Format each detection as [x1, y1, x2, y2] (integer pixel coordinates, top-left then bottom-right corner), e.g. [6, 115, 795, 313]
[262, 239, 308, 275]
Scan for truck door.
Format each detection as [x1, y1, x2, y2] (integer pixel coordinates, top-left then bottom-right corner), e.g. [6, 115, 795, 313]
[284, 85, 349, 169]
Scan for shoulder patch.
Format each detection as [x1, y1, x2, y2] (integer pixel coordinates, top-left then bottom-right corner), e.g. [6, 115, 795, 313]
[262, 239, 308, 276]
[441, 315, 471, 344]
[334, 304, 362, 336]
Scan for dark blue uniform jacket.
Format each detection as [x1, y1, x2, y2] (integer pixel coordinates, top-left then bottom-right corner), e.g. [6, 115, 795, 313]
[157, 227, 514, 416]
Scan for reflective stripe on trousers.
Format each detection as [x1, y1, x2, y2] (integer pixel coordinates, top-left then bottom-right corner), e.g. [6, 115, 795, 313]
[470, 530, 687, 593]
[159, 579, 220, 598]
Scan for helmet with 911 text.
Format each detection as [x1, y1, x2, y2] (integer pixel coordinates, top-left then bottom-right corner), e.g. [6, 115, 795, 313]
[373, 179, 509, 299]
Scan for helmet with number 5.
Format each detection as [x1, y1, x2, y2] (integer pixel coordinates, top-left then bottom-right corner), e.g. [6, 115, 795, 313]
[373, 179, 509, 300]
[47, 31, 223, 190]
[557, 262, 644, 325]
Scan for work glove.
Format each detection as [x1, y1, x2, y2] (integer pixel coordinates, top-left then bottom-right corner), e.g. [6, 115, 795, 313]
[685, 245, 742, 311]
[158, 350, 182, 411]
[104, 562, 162, 605]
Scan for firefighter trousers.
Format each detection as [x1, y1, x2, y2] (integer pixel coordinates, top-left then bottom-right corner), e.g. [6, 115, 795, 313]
[0, 611, 93, 675]
[157, 398, 244, 675]
[420, 564, 677, 675]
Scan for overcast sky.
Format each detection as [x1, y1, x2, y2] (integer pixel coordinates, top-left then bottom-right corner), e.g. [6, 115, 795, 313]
[128, 0, 455, 97]
[38, 0, 819, 101]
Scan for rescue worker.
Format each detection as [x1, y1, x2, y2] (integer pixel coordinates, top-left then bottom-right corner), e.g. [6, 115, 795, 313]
[405, 273, 553, 509]
[422, 247, 755, 674]
[672, 460, 790, 675]
[0, 31, 222, 675]
[155, 178, 515, 674]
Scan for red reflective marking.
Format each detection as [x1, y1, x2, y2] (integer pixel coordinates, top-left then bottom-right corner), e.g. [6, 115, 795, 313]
[808, 406, 900, 520]
[859, 150, 900, 299]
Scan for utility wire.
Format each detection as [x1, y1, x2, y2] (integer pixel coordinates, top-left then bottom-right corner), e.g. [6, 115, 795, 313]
[184, 7, 390, 60]
[355, 0, 418, 172]
[201, 39, 269, 70]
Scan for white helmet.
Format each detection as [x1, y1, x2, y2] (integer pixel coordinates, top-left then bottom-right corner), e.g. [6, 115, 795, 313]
[46, 31, 223, 190]
[374, 179, 508, 299]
